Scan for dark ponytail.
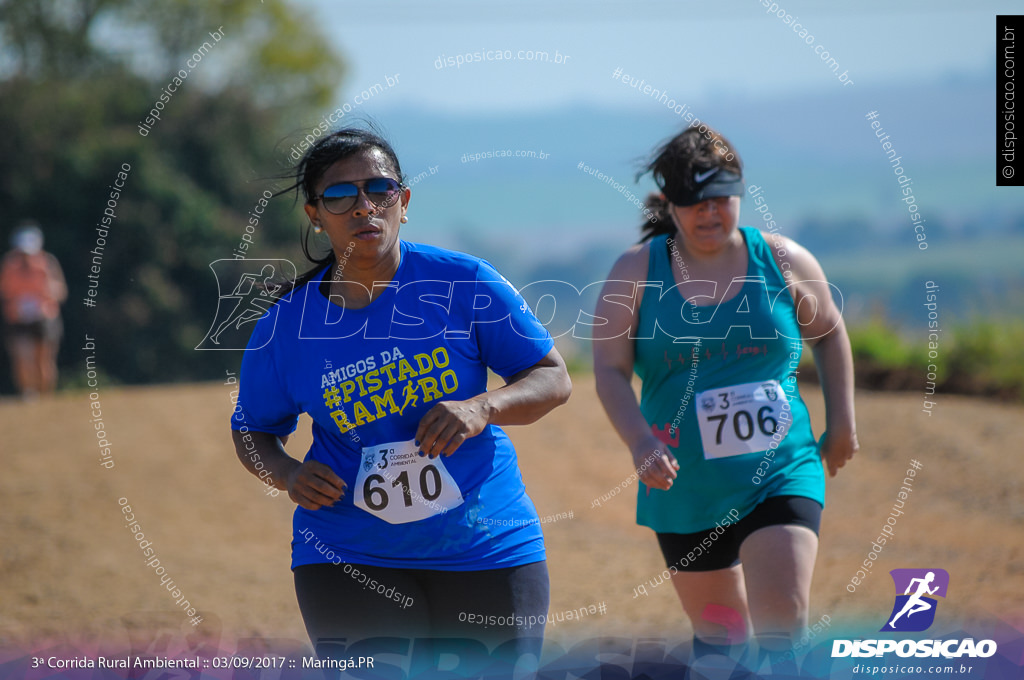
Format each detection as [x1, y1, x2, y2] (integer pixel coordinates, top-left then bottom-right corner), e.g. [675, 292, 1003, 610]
[638, 192, 674, 242]
[635, 125, 742, 243]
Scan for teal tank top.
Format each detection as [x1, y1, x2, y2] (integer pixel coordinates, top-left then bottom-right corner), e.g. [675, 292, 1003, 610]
[634, 227, 825, 533]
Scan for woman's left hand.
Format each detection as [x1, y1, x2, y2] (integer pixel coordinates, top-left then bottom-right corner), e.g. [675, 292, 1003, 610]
[819, 429, 859, 477]
[415, 398, 492, 458]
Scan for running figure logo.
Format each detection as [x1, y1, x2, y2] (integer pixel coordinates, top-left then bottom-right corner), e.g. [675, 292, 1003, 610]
[196, 259, 296, 350]
[881, 568, 950, 632]
[398, 382, 419, 415]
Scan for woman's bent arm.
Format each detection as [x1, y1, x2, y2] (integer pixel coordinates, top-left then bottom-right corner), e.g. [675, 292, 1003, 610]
[808, 316, 858, 476]
[415, 347, 572, 457]
[592, 247, 679, 490]
[231, 429, 346, 510]
[777, 238, 859, 477]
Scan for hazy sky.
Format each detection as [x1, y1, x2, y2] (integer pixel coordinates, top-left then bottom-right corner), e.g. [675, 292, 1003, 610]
[292, 0, 1000, 114]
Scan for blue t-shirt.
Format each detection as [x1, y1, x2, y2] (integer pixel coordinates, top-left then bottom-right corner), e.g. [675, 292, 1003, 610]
[231, 240, 554, 570]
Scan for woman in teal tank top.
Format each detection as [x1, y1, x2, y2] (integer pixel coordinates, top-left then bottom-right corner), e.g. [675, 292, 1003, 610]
[593, 126, 858, 668]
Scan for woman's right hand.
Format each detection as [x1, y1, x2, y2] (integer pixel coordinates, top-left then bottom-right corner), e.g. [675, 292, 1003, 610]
[631, 437, 680, 491]
[286, 460, 347, 510]
[594, 247, 681, 493]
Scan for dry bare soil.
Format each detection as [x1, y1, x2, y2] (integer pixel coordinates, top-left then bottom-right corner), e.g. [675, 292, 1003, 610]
[1, 375, 1022, 655]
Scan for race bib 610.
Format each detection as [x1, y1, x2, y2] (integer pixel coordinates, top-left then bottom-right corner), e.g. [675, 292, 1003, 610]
[354, 439, 464, 524]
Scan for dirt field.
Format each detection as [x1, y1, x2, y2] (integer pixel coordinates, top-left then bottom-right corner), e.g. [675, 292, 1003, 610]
[1, 374, 1022, 656]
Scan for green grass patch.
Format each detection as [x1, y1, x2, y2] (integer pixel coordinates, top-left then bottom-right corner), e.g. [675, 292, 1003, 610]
[848, 318, 1024, 399]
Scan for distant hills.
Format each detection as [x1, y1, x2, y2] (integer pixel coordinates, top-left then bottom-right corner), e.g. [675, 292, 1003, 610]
[356, 68, 1022, 331]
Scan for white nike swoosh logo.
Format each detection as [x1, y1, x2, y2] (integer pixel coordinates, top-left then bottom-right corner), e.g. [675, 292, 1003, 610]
[694, 168, 718, 183]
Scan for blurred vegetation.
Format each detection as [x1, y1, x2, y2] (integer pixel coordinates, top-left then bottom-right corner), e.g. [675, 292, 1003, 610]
[846, 320, 932, 372]
[558, 320, 1024, 402]
[0, 0, 342, 392]
[843, 319, 1024, 401]
[1, 0, 1021, 405]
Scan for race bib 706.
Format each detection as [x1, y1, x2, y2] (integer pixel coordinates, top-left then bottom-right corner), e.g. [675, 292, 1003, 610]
[696, 380, 790, 460]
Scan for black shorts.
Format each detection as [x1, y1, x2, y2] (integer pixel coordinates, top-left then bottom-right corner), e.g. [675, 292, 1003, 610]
[293, 560, 549, 665]
[5, 318, 62, 343]
[656, 495, 822, 573]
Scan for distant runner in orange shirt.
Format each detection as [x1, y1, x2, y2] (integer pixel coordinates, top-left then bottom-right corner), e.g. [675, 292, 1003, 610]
[0, 223, 67, 398]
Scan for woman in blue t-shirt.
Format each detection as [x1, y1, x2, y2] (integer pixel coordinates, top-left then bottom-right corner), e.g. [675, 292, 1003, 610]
[230, 127, 571, 661]
[592, 126, 857, 668]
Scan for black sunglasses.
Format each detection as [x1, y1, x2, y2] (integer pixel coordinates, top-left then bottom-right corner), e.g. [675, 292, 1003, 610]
[314, 177, 404, 215]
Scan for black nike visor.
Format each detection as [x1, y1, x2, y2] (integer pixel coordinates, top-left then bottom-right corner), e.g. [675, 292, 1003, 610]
[661, 168, 745, 207]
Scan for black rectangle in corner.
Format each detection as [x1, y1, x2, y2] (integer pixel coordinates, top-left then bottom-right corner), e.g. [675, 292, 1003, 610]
[997, 15, 1023, 186]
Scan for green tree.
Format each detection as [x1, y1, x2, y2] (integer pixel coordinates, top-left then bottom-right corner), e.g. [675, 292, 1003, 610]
[0, 0, 344, 391]
[0, 0, 342, 111]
